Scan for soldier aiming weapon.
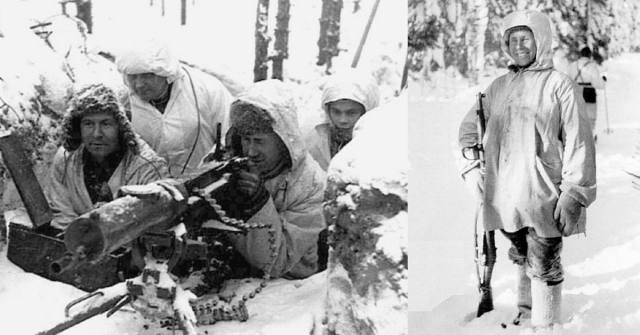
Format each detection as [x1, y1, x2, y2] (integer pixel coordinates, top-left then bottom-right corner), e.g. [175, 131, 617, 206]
[463, 92, 497, 318]
[37, 144, 277, 334]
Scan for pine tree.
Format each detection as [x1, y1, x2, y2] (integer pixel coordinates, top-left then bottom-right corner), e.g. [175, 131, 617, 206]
[317, 0, 343, 73]
[75, 0, 92, 34]
[272, 0, 291, 80]
[254, 0, 270, 82]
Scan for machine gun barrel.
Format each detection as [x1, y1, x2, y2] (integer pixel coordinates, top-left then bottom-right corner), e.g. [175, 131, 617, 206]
[50, 250, 84, 275]
[55, 157, 248, 274]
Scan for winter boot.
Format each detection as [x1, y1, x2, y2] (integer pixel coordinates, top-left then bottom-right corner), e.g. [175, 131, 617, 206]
[512, 264, 532, 326]
[531, 279, 562, 330]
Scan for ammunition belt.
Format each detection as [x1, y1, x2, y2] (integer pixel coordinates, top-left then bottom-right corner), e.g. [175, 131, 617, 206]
[178, 188, 278, 326]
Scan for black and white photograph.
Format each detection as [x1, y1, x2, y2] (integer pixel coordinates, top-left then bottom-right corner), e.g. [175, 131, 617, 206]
[0, 0, 407, 334]
[410, 0, 640, 334]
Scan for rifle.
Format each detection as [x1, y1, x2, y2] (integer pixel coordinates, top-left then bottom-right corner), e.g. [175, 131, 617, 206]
[463, 92, 497, 318]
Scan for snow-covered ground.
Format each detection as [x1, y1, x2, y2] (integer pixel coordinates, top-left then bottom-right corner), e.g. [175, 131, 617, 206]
[0, 0, 406, 334]
[409, 53, 640, 334]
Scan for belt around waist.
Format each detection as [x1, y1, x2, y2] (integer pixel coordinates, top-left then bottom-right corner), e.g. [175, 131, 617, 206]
[578, 82, 592, 86]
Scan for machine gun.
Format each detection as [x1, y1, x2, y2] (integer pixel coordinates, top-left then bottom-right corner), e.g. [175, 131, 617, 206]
[36, 155, 251, 335]
[49, 156, 249, 275]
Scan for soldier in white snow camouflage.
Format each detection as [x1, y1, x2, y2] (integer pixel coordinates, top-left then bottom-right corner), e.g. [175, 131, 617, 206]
[459, 10, 597, 330]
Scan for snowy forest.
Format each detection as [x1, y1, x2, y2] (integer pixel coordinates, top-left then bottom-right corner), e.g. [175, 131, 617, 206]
[409, 0, 640, 335]
[0, 0, 407, 334]
[409, 0, 640, 85]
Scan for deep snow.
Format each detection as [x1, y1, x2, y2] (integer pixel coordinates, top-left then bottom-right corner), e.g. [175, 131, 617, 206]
[409, 53, 640, 334]
[0, 0, 407, 334]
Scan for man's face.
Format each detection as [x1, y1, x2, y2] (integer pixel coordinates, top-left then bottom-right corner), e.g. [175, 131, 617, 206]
[81, 112, 120, 161]
[327, 99, 365, 130]
[126, 73, 169, 102]
[240, 131, 286, 175]
[508, 29, 537, 67]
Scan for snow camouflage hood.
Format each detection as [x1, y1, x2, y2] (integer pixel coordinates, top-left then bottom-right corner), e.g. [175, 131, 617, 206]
[321, 68, 380, 113]
[115, 37, 182, 84]
[61, 84, 138, 153]
[500, 10, 554, 71]
[231, 80, 305, 171]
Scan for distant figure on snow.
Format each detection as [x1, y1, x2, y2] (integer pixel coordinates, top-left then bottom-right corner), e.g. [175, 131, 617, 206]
[567, 46, 607, 137]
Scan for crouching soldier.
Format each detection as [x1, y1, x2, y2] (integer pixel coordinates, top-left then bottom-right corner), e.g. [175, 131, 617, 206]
[304, 69, 379, 270]
[305, 68, 380, 171]
[220, 79, 326, 279]
[48, 83, 170, 230]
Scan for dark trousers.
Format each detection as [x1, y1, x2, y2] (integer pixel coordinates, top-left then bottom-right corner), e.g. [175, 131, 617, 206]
[501, 227, 564, 285]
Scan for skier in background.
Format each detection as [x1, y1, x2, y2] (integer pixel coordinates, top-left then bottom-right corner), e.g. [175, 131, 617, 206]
[567, 45, 607, 140]
[459, 10, 596, 330]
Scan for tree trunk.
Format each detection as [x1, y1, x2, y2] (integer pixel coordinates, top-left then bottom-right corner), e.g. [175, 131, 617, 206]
[254, 0, 270, 82]
[181, 0, 187, 25]
[162, 0, 165, 16]
[75, 0, 93, 34]
[465, 0, 488, 86]
[439, 0, 467, 77]
[317, 0, 343, 74]
[272, 0, 291, 80]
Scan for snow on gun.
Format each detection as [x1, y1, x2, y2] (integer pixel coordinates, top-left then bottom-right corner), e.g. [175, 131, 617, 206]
[37, 156, 249, 335]
[50, 156, 248, 274]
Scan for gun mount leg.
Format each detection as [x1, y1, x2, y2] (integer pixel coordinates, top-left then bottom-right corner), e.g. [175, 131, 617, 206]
[36, 292, 127, 335]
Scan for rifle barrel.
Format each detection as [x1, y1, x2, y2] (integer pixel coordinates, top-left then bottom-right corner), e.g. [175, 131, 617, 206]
[476, 93, 486, 171]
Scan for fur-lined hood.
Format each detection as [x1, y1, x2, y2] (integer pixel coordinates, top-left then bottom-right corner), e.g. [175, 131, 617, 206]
[60, 84, 138, 154]
[231, 80, 305, 171]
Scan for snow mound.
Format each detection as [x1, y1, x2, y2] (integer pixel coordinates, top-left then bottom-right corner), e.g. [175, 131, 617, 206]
[328, 91, 408, 201]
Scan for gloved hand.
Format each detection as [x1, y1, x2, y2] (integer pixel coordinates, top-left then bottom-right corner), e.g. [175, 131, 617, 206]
[553, 192, 584, 237]
[463, 167, 484, 202]
[229, 170, 270, 220]
[234, 171, 263, 197]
